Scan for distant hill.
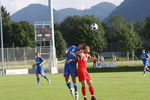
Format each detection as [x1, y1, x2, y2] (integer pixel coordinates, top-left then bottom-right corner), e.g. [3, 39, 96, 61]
[105, 0, 150, 22]
[83, 2, 117, 19]
[11, 2, 116, 24]
[11, 4, 51, 24]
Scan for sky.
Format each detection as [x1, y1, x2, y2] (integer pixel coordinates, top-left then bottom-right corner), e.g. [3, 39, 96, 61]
[1, 0, 124, 15]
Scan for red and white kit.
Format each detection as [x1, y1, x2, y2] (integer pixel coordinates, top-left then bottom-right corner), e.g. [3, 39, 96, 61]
[77, 53, 95, 82]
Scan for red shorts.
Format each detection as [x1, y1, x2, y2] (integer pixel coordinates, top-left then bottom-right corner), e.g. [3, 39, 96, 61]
[77, 70, 91, 82]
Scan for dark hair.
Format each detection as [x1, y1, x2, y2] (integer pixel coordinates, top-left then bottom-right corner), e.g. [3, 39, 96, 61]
[82, 43, 87, 49]
[35, 52, 40, 55]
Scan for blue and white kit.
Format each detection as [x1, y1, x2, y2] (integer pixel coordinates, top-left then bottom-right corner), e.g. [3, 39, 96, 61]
[64, 45, 80, 77]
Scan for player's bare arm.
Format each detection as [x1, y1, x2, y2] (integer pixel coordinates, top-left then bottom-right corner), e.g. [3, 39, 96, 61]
[88, 55, 97, 61]
[148, 54, 150, 60]
[32, 64, 36, 69]
[65, 50, 69, 54]
[74, 50, 84, 55]
[39, 60, 45, 66]
[66, 59, 77, 64]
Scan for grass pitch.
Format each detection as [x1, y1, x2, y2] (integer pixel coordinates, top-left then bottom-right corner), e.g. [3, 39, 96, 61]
[0, 72, 150, 100]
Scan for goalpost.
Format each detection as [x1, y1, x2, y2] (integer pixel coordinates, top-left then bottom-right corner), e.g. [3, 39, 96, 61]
[48, 0, 58, 74]
[0, 0, 5, 75]
[48, 45, 58, 74]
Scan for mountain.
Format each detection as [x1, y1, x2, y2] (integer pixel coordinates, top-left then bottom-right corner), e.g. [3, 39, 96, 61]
[11, 2, 116, 24]
[57, 2, 116, 22]
[83, 2, 117, 19]
[11, 4, 50, 24]
[105, 0, 150, 22]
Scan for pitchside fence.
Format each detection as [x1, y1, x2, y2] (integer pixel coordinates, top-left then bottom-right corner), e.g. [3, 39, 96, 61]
[96, 51, 141, 68]
[0, 48, 142, 74]
[0, 47, 55, 74]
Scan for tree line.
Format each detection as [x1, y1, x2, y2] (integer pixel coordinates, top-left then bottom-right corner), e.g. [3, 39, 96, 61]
[1, 6, 150, 59]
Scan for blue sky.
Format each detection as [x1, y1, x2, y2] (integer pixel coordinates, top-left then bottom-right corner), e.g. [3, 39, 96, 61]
[1, 0, 124, 15]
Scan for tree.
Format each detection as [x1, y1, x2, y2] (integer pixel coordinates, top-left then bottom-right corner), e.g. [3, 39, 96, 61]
[1, 6, 11, 23]
[143, 16, 150, 40]
[19, 21, 35, 47]
[134, 20, 146, 37]
[1, 6, 14, 47]
[11, 21, 34, 47]
[1, 6, 35, 47]
[60, 15, 107, 55]
[142, 15, 150, 49]
[106, 15, 142, 51]
[133, 20, 146, 49]
[3, 22, 14, 47]
[55, 30, 67, 59]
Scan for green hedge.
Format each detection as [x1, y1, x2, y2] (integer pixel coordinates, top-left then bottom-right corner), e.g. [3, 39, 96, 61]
[88, 66, 143, 73]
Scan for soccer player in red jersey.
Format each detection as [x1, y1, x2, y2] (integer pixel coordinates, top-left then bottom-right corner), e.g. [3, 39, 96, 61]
[77, 46, 97, 100]
[68, 46, 97, 100]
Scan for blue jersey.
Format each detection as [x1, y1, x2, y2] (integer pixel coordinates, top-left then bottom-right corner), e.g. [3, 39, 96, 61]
[141, 53, 149, 62]
[66, 45, 79, 61]
[141, 53, 149, 66]
[35, 57, 44, 71]
[64, 45, 79, 77]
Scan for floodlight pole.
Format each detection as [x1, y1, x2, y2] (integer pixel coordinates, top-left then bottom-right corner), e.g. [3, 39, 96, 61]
[48, 0, 57, 73]
[0, 0, 5, 75]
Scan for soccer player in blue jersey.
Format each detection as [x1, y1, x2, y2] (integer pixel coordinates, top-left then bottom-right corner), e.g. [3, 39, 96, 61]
[64, 43, 86, 100]
[141, 49, 150, 77]
[34, 52, 50, 85]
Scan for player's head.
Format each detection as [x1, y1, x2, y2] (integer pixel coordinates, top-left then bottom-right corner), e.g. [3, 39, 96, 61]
[84, 46, 90, 54]
[35, 52, 40, 57]
[78, 43, 87, 50]
[142, 49, 145, 53]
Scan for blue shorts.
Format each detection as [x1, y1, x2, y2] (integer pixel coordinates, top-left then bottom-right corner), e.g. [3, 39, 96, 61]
[36, 67, 44, 74]
[143, 61, 149, 66]
[64, 63, 77, 77]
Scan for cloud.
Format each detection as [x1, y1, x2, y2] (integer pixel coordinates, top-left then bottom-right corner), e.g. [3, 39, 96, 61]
[80, 4, 86, 10]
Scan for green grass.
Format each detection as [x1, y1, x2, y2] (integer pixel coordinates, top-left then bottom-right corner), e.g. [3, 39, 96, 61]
[0, 72, 150, 100]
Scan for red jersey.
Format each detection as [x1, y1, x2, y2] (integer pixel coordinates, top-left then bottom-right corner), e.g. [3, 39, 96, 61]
[77, 53, 90, 72]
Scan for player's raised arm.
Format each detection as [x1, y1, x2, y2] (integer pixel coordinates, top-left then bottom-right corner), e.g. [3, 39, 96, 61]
[88, 55, 97, 61]
[66, 45, 76, 54]
[66, 58, 77, 64]
[74, 50, 83, 55]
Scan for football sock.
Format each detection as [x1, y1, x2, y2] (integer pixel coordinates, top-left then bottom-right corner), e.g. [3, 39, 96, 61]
[74, 83, 78, 93]
[37, 77, 40, 84]
[89, 86, 95, 96]
[144, 69, 146, 74]
[66, 82, 72, 90]
[43, 75, 49, 81]
[82, 86, 86, 96]
[147, 69, 150, 72]
[84, 96, 87, 100]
